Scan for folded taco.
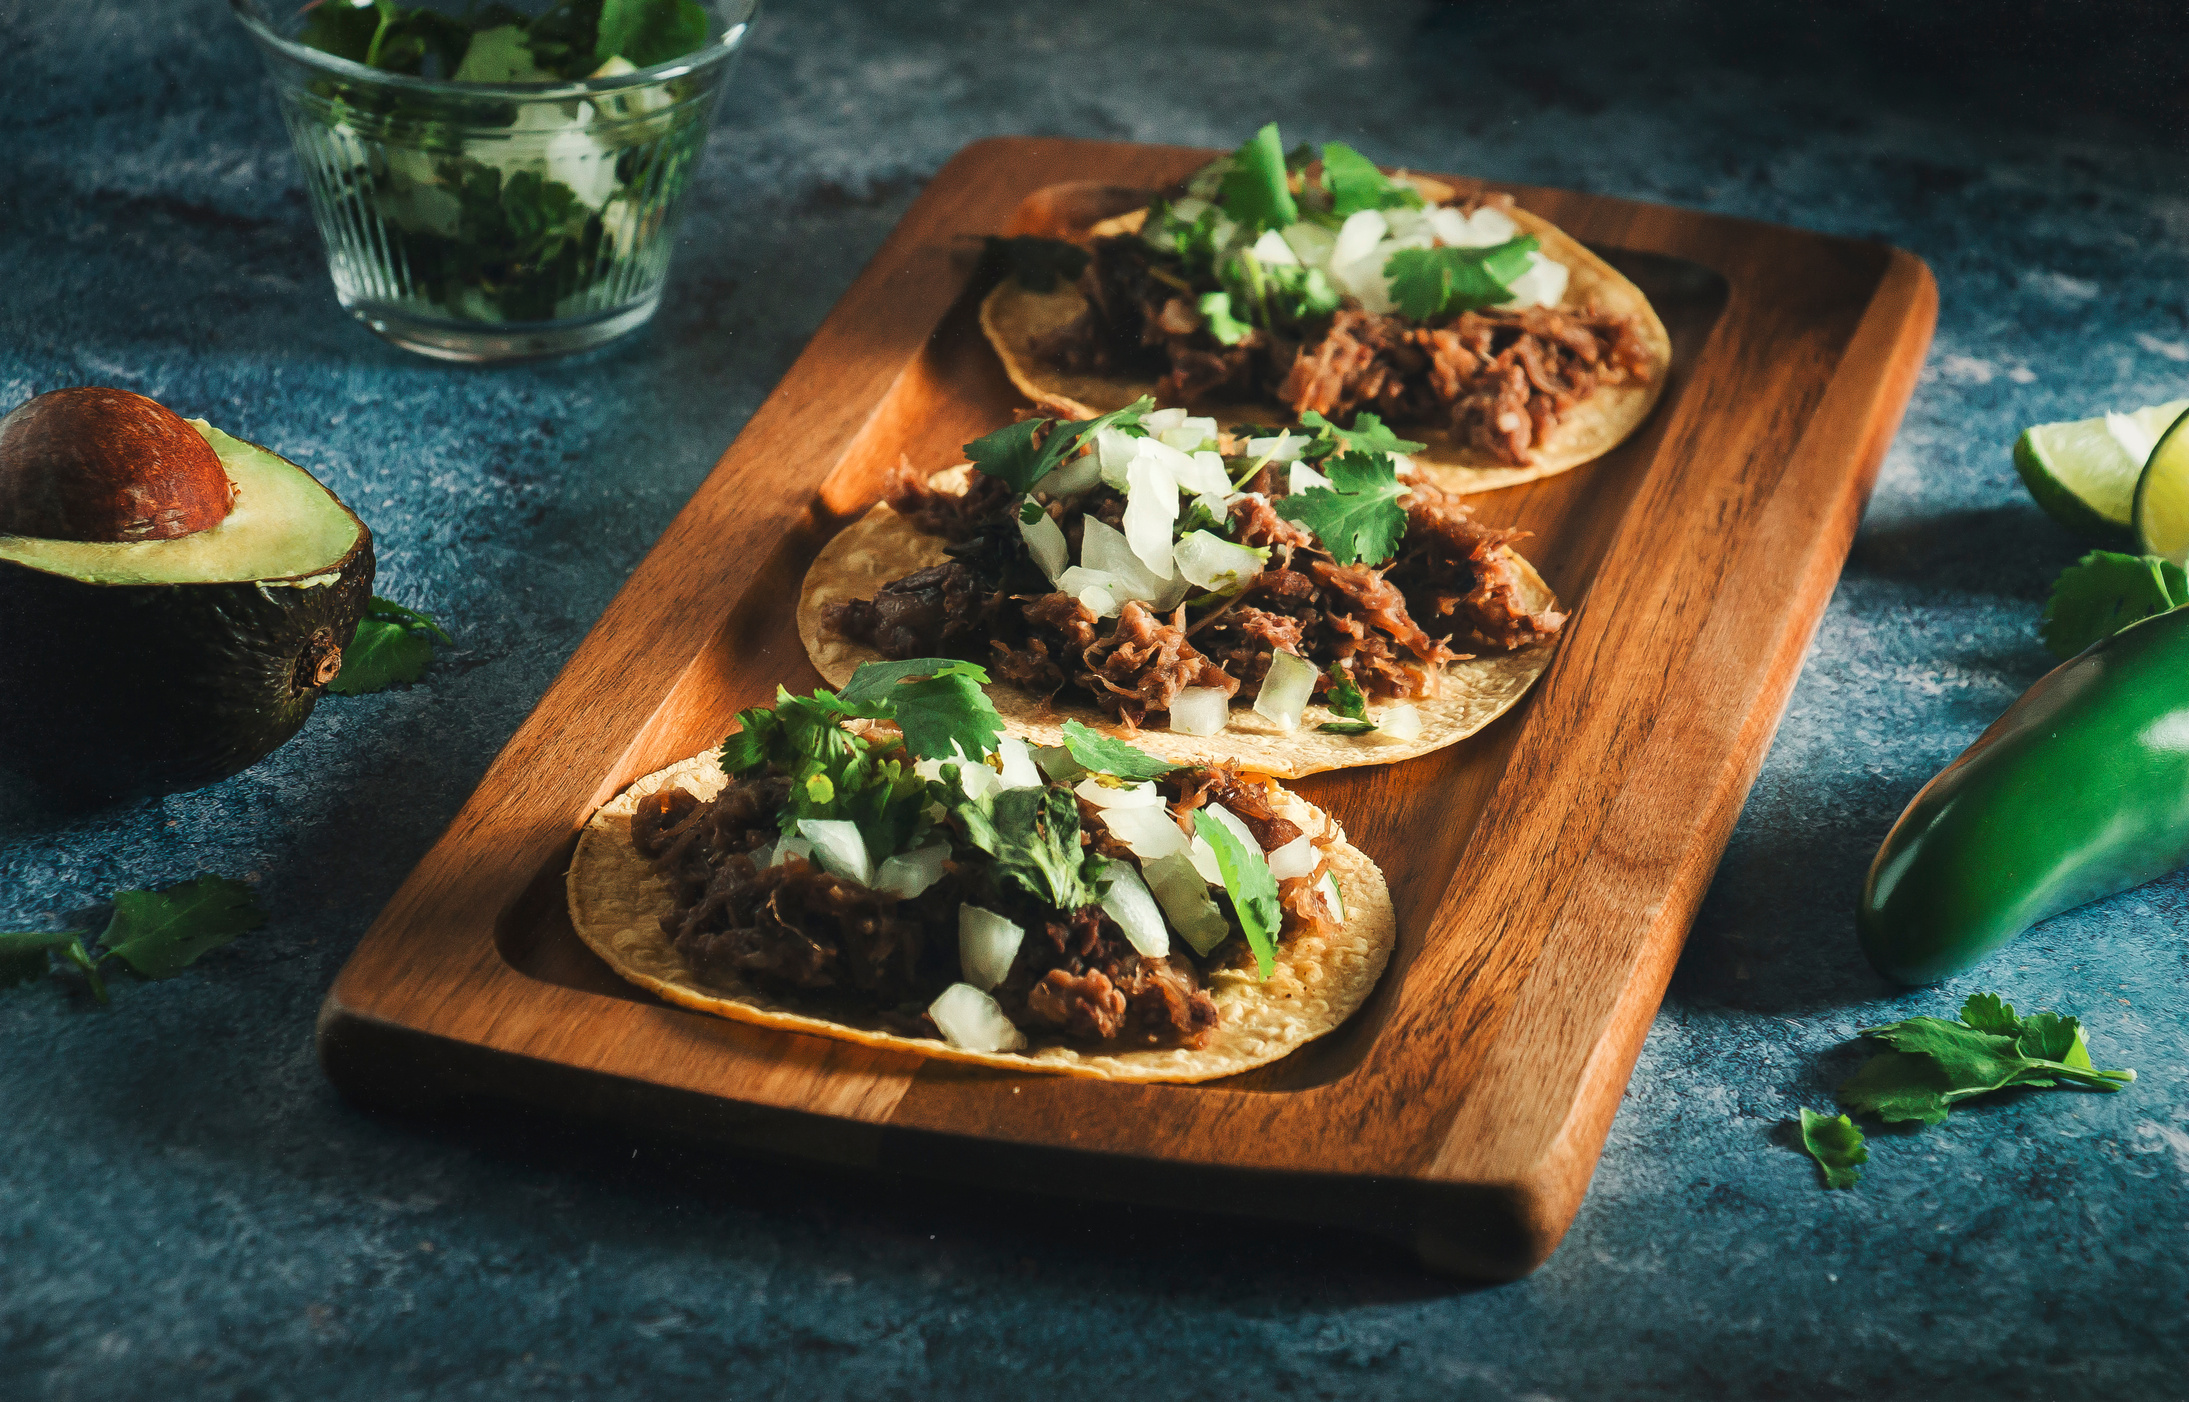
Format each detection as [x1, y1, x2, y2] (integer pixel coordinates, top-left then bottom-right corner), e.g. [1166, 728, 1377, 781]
[567, 662, 1395, 1083]
[798, 404, 1563, 777]
[981, 122, 1672, 494]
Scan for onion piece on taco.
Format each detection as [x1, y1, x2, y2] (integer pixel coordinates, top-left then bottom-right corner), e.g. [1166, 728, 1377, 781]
[798, 406, 1562, 778]
[979, 123, 1672, 495]
[566, 663, 1395, 1083]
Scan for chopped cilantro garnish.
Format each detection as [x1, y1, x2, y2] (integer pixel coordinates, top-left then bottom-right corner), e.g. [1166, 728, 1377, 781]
[1216, 123, 1299, 234]
[1059, 720, 1180, 781]
[1276, 449, 1410, 566]
[1197, 291, 1253, 346]
[941, 778, 1101, 910]
[962, 397, 1156, 495]
[1320, 142, 1425, 218]
[1298, 409, 1425, 460]
[328, 597, 450, 696]
[1192, 809, 1280, 979]
[1323, 663, 1368, 720]
[1795, 1108, 1866, 1189]
[2, 877, 265, 1003]
[1385, 237, 1541, 320]
[1316, 720, 1377, 736]
[1837, 994, 2133, 1126]
[2040, 550, 2188, 658]
[300, 0, 710, 78]
[980, 235, 1090, 294]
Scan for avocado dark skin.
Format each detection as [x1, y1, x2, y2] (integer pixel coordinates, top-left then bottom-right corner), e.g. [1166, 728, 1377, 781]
[0, 394, 375, 799]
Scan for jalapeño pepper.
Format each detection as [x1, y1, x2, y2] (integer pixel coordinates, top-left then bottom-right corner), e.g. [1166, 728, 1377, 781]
[1859, 604, 2189, 984]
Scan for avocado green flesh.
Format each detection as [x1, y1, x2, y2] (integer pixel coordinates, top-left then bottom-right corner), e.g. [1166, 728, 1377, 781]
[0, 421, 362, 585]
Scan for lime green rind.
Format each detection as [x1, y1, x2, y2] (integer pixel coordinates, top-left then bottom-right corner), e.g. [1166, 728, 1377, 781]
[2135, 405, 2189, 566]
[2014, 431, 2126, 541]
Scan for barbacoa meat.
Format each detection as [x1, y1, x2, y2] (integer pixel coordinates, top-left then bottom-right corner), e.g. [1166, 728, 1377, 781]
[1042, 211, 1654, 465]
[1077, 600, 1239, 728]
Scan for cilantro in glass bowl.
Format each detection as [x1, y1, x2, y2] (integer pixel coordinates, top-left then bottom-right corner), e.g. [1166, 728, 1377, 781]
[232, 0, 757, 361]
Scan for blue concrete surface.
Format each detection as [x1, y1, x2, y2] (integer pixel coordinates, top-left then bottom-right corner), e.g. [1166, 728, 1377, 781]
[5, 1, 2189, 1396]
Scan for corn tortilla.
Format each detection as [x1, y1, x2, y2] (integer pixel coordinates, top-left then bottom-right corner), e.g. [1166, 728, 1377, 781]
[797, 466, 1557, 779]
[568, 748, 1396, 1083]
[981, 202, 1671, 495]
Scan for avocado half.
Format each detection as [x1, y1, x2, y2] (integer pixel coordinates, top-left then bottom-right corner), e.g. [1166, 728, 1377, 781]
[0, 421, 375, 796]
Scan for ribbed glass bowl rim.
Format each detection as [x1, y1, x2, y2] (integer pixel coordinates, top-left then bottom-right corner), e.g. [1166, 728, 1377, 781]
[229, 0, 756, 99]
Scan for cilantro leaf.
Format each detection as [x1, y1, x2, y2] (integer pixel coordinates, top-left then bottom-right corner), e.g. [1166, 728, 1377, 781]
[1316, 720, 1377, 735]
[1297, 409, 1426, 460]
[452, 23, 552, 81]
[1320, 142, 1424, 218]
[1276, 449, 1410, 565]
[98, 877, 266, 980]
[1838, 998, 2135, 1124]
[884, 670, 1004, 764]
[1796, 1107, 1867, 1189]
[2039, 550, 2188, 658]
[941, 776, 1099, 909]
[1059, 719, 1180, 781]
[1198, 291, 1253, 346]
[1384, 237, 1541, 321]
[1217, 123, 1299, 234]
[328, 597, 451, 696]
[1324, 663, 1367, 720]
[962, 397, 1155, 495]
[1192, 809, 1281, 980]
[981, 235, 1090, 294]
[595, 0, 710, 66]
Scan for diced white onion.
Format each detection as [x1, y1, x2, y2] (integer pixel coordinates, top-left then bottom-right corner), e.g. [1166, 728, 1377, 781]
[874, 840, 950, 898]
[1382, 205, 1427, 240]
[1339, 254, 1396, 315]
[1248, 228, 1299, 267]
[1289, 461, 1333, 495]
[1173, 530, 1268, 593]
[1159, 417, 1220, 452]
[1254, 650, 1317, 732]
[952, 754, 1002, 802]
[1095, 427, 1140, 490]
[1080, 583, 1121, 618]
[1080, 516, 1187, 610]
[1098, 804, 1190, 860]
[1020, 507, 1068, 582]
[1247, 432, 1306, 464]
[1167, 196, 1211, 223]
[1124, 453, 1179, 580]
[929, 982, 1027, 1051]
[771, 835, 815, 868]
[1177, 449, 1233, 498]
[1168, 686, 1230, 736]
[1140, 407, 1188, 435]
[957, 905, 1025, 991]
[912, 756, 946, 782]
[1498, 252, 1569, 310]
[1030, 744, 1082, 782]
[1390, 452, 1416, 477]
[1318, 871, 1345, 921]
[1332, 209, 1388, 270]
[1142, 852, 1231, 955]
[1464, 205, 1519, 245]
[1378, 703, 1424, 741]
[1203, 802, 1262, 859]
[1100, 861, 1171, 958]
[995, 735, 1043, 790]
[1281, 222, 1337, 267]
[1266, 834, 1317, 880]
[1186, 833, 1225, 886]
[1037, 449, 1103, 497]
[1074, 776, 1161, 810]
[796, 818, 872, 885]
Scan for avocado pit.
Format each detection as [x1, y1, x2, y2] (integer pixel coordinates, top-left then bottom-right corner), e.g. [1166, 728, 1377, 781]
[0, 387, 236, 542]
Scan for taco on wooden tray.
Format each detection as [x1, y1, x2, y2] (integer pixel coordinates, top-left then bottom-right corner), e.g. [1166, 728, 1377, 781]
[567, 663, 1395, 1083]
[980, 122, 1672, 494]
[799, 402, 1563, 777]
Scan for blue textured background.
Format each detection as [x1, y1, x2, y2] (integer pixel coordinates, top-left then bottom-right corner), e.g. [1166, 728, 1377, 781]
[6, 1, 2189, 1396]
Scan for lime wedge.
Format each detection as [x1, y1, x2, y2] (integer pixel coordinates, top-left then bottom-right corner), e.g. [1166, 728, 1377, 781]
[2135, 406, 2189, 564]
[2015, 400, 2189, 539]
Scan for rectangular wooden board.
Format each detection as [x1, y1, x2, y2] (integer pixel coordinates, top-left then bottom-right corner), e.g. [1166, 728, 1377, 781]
[317, 136, 1936, 1279]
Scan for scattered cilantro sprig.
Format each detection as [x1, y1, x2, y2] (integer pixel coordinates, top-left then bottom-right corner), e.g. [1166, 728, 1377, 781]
[1385, 237, 1541, 321]
[328, 597, 450, 696]
[2039, 550, 2187, 658]
[939, 777, 1101, 910]
[1838, 993, 2133, 1125]
[1058, 719, 1179, 781]
[1193, 809, 1281, 979]
[1317, 663, 1375, 735]
[962, 398, 1155, 495]
[1796, 1108, 1867, 1189]
[1319, 142, 1425, 218]
[1216, 123, 1298, 235]
[1297, 409, 1425, 461]
[299, 0, 710, 79]
[1, 877, 266, 1004]
[1277, 449, 1411, 566]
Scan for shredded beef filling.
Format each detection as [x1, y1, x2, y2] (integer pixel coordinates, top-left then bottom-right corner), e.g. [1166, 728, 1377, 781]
[1038, 193, 1654, 465]
[631, 766, 1233, 1050]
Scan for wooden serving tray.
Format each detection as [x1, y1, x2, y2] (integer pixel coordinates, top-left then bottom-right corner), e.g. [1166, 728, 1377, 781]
[318, 137, 1935, 1279]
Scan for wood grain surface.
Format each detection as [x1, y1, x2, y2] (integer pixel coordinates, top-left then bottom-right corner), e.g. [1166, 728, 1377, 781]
[316, 137, 1936, 1279]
